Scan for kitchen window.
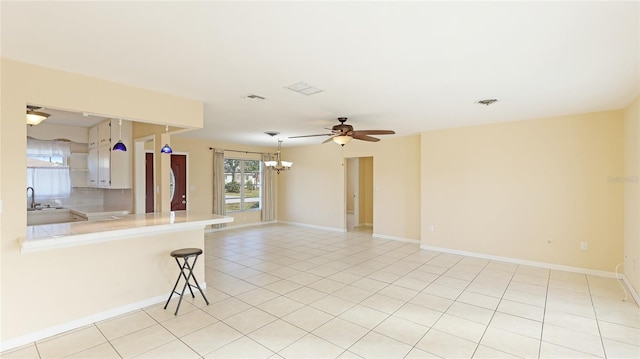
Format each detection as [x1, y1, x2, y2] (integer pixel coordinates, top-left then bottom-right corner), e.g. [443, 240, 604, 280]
[224, 158, 261, 212]
[27, 138, 71, 199]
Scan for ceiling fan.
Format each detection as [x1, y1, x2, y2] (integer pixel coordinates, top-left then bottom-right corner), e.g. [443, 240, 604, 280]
[289, 117, 395, 146]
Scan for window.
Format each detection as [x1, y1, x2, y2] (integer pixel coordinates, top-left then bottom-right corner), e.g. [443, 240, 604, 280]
[224, 158, 261, 212]
[26, 138, 71, 199]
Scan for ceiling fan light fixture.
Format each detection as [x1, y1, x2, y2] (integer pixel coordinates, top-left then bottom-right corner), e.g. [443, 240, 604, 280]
[26, 110, 49, 126]
[333, 135, 352, 146]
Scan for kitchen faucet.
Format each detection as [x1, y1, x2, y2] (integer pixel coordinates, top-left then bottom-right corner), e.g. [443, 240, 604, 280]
[27, 186, 39, 209]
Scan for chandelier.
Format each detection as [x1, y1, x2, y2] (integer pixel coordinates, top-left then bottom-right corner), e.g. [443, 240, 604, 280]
[264, 139, 292, 174]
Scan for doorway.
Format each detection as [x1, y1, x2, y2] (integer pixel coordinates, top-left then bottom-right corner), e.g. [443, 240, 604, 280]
[170, 154, 188, 211]
[345, 157, 373, 231]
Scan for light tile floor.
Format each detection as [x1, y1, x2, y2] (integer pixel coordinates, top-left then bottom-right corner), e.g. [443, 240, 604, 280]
[3, 224, 639, 358]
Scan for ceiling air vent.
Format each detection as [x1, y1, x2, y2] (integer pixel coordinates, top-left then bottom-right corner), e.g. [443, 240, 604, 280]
[477, 99, 498, 106]
[245, 94, 266, 100]
[285, 82, 323, 96]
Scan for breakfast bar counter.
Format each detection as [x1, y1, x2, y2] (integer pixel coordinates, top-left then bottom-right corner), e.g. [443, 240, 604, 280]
[21, 211, 233, 252]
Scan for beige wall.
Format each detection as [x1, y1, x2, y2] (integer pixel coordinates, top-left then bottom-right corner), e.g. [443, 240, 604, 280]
[278, 143, 345, 229]
[624, 97, 640, 296]
[0, 59, 203, 344]
[359, 157, 374, 225]
[280, 135, 421, 240]
[421, 111, 624, 272]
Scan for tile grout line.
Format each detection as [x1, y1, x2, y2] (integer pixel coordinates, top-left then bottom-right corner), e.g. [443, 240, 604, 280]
[537, 265, 551, 359]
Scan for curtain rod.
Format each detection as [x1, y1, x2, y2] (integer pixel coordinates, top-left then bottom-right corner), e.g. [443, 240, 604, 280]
[208, 147, 265, 155]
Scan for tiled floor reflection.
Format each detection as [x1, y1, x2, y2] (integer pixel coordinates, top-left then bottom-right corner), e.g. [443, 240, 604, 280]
[3, 224, 639, 358]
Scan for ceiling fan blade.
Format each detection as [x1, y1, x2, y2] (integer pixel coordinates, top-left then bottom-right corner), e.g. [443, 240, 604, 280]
[289, 133, 332, 139]
[322, 136, 337, 144]
[352, 133, 380, 142]
[352, 130, 395, 135]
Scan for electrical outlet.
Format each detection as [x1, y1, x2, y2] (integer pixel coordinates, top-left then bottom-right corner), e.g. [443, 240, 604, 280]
[580, 242, 588, 250]
[429, 224, 435, 232]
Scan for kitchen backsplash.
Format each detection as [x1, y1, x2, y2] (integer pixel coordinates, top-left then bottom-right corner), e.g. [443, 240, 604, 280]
[104, 188, 133, 210]
[34, 187, 132, 210]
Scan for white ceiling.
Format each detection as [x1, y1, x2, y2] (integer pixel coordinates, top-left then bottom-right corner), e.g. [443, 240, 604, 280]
[2, 1, 638, 147]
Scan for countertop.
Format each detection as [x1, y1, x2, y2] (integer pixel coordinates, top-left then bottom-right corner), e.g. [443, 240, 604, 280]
[22, 211, 233, 252]
[68, 205, 130, 219]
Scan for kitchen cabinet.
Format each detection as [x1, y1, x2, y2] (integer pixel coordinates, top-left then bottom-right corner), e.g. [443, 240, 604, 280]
[88, 148, 98, 186]
[87, 119, 132, 188]
[88, 126, 98, 149]
[98, 121, 111, 146]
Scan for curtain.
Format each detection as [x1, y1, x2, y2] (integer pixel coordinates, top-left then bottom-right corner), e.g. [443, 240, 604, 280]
[27, 167, 71, 199]
[27, 137, 70, 157]
[212, 149, 226, 228]
[261, 153, 276, 222]
[27, 138, 71, 200]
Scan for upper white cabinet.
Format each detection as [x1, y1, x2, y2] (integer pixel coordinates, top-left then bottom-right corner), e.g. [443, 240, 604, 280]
[87, 119, 132, 189]
[88, 126, 98, 149]
[98, 121, 111, 146]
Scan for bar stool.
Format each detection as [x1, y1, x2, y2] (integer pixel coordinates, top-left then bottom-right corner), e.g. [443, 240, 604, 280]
[164, 248, 209, 315]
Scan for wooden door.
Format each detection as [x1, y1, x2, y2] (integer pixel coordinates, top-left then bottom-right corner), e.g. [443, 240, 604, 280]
[170, 154, 187, 211]
[145, 152, 154, 213]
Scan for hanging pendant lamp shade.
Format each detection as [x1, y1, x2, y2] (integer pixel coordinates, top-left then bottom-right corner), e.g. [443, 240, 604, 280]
[112, 119, 127, 151]
[160, 125, 173, 154]
[161, 144, 173, 154]
[113, 140, 127, 151]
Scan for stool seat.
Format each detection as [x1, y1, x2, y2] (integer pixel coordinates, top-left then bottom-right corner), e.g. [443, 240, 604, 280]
[170, 248, 203, 258]
[164, 247, 209, 315]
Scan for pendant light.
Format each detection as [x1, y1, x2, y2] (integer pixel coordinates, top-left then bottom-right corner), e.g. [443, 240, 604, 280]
[112, 119, 127, 151]
[160, 125, 173, 154]
[264, 138, 292, 174]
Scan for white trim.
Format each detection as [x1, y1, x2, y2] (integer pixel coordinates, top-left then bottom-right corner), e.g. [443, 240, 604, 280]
[420, 244, 618, 278]
[133, 135, 155, 214]
[0, 282, 205, 352]
[373, 233, 420, 244]
[205, 220, 277, 233]
[622, 274, 640, 306]
[277, 221, 346, 233]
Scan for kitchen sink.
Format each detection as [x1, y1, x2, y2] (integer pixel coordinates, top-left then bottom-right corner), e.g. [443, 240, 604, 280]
[27, 206, 64, 211]
[27, 207, 72, 225]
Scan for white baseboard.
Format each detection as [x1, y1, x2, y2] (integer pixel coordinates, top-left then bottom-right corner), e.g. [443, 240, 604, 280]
[0, 283, 207, 352]
[622, 275, 640, 306]
[277, 221, 346, 233]
[205, 221, 276, 233]
[419, 244, 618, 278]
[373, 233, 420, 244]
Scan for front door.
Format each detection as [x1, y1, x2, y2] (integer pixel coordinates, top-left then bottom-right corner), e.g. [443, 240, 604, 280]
[170, 154, 187, 211]
[145, 152, 154, 213]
